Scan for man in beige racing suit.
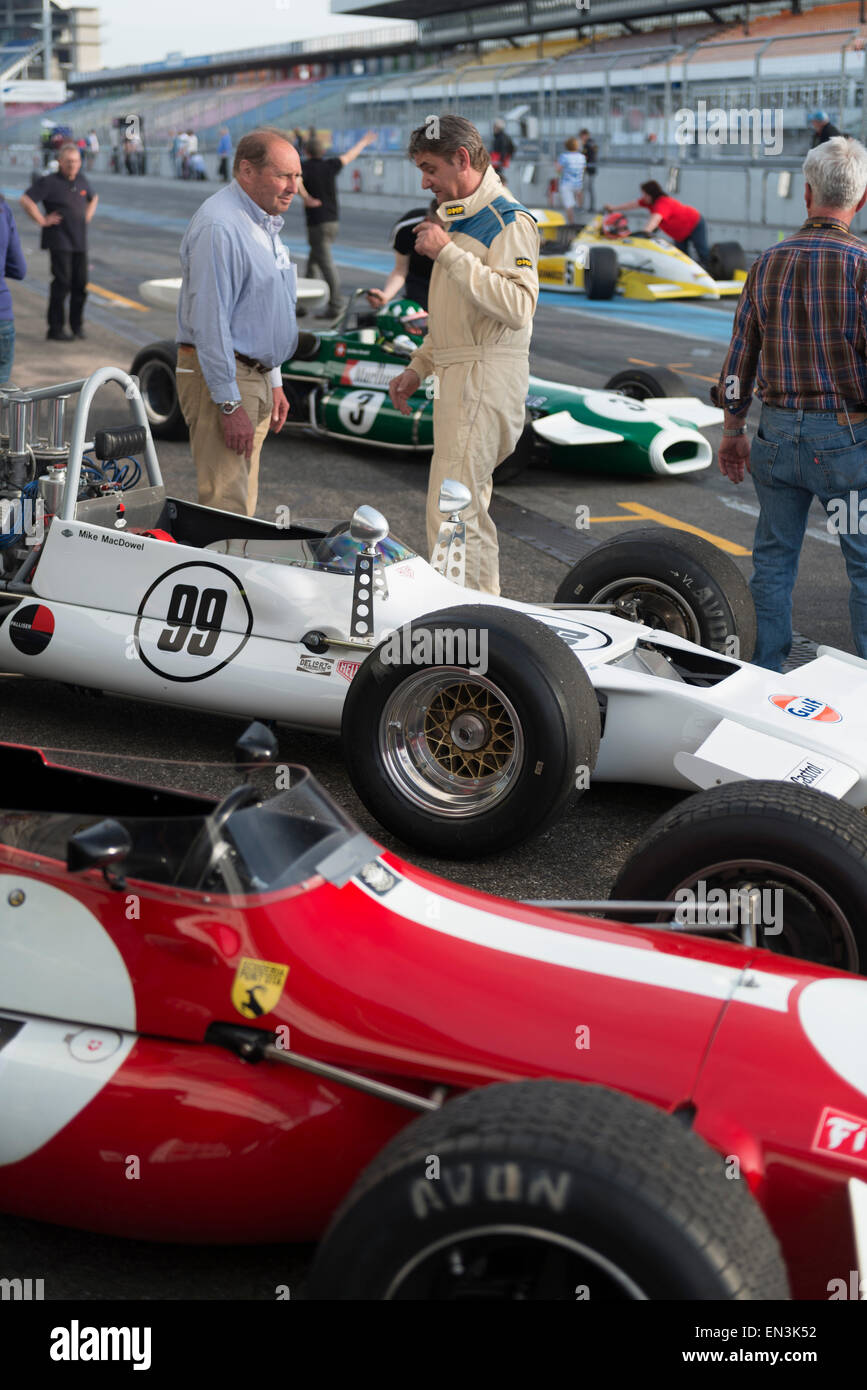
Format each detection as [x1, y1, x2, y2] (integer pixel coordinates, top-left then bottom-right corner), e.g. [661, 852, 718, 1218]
[388, 115, 539, 595]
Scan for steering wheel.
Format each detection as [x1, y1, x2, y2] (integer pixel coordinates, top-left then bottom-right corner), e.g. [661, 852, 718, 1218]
[174, 782, 261, 890]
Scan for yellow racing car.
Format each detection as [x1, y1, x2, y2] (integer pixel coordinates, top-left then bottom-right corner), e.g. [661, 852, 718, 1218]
[533, 210, 748, 301]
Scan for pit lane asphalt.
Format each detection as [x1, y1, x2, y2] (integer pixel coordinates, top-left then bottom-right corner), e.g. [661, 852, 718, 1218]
[0, 171, 850, 1299]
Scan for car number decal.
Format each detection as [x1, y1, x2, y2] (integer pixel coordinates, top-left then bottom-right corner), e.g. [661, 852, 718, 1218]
[134, 561, 254, 683]
[337, 389, 387, 435]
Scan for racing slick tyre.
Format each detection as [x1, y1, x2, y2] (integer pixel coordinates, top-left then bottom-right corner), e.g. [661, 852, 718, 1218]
[553, 527, 757, 660]
[341, 605, 600, 857]
[584, 246, 618, 300]
[129, 340, 189, 441]
[707, 241, 746, 280]
[603, 366, 687, 400]
[305, 1080, 789, 1300]
[612, 780, 867, 973]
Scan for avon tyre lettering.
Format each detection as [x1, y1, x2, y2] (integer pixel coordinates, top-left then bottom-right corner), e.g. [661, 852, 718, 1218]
[135, 562, 253, 682]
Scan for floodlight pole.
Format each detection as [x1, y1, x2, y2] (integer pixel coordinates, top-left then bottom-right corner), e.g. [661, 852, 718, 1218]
[42, 0, 52, 80]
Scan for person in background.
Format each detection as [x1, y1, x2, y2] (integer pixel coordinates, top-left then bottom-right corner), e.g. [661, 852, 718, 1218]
[86, 129, 99, 170]
[578, 128, 597, 211]
[556, 136, 586, 215]
[604, 180, 710, 267]
[490, 119, 514, 174]
[217, 127, 232, 183]
[188, 151, 207, 181]
[301, 129, 376, 320]
[175, 127, 298, 517]
[367, 199, 439, 311]
[0, 195, 26, 382]
[810, 110, 842, 147]
[20, 142, 97, 342]
[712, 136, 867, 671]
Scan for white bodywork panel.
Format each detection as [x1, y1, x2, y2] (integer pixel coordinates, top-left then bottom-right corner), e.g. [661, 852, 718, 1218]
[532, 411, 624, 447]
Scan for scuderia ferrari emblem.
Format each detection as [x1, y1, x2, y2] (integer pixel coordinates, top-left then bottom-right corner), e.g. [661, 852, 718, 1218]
[231, 957, 289, 1018]
[444, 204, 465, 216]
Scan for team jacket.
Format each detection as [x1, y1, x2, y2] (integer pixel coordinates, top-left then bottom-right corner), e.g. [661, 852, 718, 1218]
[409, 165, 540, 382]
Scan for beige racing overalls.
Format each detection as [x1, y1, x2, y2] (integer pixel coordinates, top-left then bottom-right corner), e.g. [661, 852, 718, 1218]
[408, 166, 540, 595]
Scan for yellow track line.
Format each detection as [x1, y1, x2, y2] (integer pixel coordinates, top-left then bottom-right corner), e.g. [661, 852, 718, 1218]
[85, 282, 150, 312]
[586, 501, 750, 555]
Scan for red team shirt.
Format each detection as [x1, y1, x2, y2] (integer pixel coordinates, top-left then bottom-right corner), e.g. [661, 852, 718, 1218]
[638, 194, 701, 241]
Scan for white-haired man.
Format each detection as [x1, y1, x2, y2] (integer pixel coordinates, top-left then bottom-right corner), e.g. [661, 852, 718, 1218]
[714, 136, 867, 669]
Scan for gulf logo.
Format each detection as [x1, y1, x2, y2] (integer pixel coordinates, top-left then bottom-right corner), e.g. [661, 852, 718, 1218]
[769, 694, 842, 723]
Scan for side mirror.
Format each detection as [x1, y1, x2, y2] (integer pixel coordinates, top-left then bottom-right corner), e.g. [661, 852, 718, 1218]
[67, 818, 132, 885]
[350, 505, 389, 552]
[235, 720, 279, 767]
[438, 479, 471, 521]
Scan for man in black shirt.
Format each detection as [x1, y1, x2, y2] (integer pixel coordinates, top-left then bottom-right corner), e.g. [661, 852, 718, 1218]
[367, 201, 439, 311]
[809, 110, 842, 147]
[21, 143, 97, 341]
[301, 130, 375, 320]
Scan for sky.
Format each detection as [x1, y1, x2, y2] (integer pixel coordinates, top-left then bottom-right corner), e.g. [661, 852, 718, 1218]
[95, 0, 408, 70]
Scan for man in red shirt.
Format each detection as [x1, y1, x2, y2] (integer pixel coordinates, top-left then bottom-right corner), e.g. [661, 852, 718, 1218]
[604, 180, 710, 267]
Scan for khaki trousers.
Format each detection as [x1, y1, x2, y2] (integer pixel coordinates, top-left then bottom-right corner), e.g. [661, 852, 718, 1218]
[176, 346, 273, 516]
[425, 356, 528, 596]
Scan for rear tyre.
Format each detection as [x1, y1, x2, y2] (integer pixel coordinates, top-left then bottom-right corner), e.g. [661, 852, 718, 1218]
[306, 1081, 789, 1300]
[129, 340, 188, 441]
[604, 366, 686, 400]
[612, 781, 867, 972]
[553, 528, 756, 659]
[707, 241, 746, 280]
[585, 246, 618, 300]
[341, 605, 600, 857]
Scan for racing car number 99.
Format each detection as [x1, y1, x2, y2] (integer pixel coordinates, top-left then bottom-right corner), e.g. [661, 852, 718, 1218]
[134, 561, 254, 682]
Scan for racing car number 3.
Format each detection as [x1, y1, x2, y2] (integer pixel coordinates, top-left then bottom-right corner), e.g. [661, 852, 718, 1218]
[134, 561, 254, 683]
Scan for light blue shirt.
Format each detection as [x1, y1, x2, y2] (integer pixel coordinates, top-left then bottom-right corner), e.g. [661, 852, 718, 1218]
[177, 180, 298, 402]
[217, 133, 232, 156]
[557, 150, 586, 186]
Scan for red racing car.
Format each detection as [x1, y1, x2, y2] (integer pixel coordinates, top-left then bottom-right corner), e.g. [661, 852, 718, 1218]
[1, 728, 866, 1300]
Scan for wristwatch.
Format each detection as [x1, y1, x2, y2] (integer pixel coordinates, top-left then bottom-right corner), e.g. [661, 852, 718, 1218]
[722, 426, 747, 437]
[220, 399, 243, 415]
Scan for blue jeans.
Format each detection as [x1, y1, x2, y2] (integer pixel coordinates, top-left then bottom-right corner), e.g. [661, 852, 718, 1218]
[675, 214, 709, 268]
[749, 403, 867, 670]
[0, 319, 15, 385]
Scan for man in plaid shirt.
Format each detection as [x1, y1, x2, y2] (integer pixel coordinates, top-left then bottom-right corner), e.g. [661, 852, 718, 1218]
[714, 137, 867, 670]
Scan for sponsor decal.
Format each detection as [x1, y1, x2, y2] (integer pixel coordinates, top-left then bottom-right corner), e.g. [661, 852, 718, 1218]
[341, 360, 403, 389]
[515, 256, 533, 268]
[297, 654, 333, 675]
[550, 621, 612, 652]
[8, 602, 54, 655]
[231, 957, 289, 1018]
[357, 860, 398, 896]
[787, 759, 829, 788]
[337, 658, 361, 682]
[63, 1027, 123, 1063]
[334, 342, 347, 357]
[396, 564, 415, 579]
[813, 1106, 867, 1164]
[444, 204, 465, 216]
[134, 561, 253, 683]
[770, 694, 842, 723]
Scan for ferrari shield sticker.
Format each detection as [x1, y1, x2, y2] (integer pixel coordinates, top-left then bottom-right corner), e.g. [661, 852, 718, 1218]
[231, 957, 289, 1018]
[9, 603, 54, 655]
[769, 694, 842, 723]
[134, 561, 253, 682]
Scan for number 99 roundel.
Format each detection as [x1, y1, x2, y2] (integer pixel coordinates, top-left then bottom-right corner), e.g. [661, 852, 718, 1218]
[134, 561, 254, 682]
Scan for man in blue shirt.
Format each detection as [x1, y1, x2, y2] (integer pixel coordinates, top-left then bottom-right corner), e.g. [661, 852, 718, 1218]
[0, 196, 25, 382]
[217, 127, 232, 183]
[176, 127, 299, 517]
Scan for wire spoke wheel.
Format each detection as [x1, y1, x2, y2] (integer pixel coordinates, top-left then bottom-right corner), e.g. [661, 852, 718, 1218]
[380, 668, 524, 816]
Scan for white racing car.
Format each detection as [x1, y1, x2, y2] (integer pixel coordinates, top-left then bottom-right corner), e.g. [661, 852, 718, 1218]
[1, 368, 866, 967]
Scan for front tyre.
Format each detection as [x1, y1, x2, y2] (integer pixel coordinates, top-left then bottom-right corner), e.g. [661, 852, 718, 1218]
[612, 780, 867, 972]
[341, 605, 600, 857]
[603, 366, 686, 400]
[129, 340, 188, 441]
[306, 1081, 789, 1300]
[554, 527, 756, 659]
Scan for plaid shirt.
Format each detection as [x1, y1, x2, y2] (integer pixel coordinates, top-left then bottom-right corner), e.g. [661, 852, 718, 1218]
[712, 217, 867, 418]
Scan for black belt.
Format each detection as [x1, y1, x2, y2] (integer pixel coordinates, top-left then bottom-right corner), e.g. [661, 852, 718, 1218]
[177, 343, 270, 374]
